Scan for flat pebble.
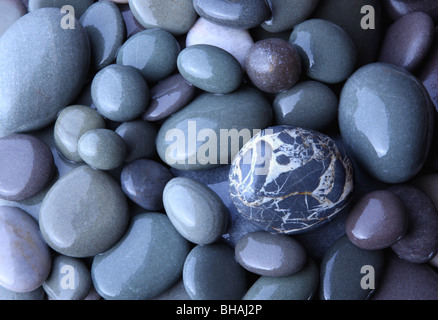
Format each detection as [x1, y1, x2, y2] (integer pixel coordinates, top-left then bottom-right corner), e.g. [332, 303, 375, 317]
[28, 0, 93, 18]
[319, 236, 385, 300]
[177, 44, 243, 94]
[115, 120, 157, 162]
[54, 105, 106, 163]
[121, 159, 173, 211]
[116, 29, 181, 83]
[0, 134, 54, 201]
[273, 81, 338, 131]
[229, 126, 354, 234]
[289, 19, 357, 84]
[245, 38, 302, 93]
[92, 212, 191, 300]
[379, 11, 434, 72]
[235, 231, 307, 277]
[0, 0, 26, 38]
[243, 259, 319, 300]
[39, 165, 129, 257]
[384, 0, 438, 24]
[0, 206, 51, 293]
[346, 190, 408, 250]
[42, 255, 91, 300]
[163, 177, 228, 245]
[388, 184, 438, 263]
[183, 243, 247, 300]
[91, 64, 149, 122]
[339, 63, 434, 183]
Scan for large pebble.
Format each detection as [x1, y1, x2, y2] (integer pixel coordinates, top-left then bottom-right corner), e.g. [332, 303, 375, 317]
[229, 126, 354, 234]
[163, 177, 228, 245]
[183, 243, 247, 300]
[0, 0, 26, 38]
[92, 213, 191, 300]
[0, 8, 90, 134]
[384, 0, 438, 24]
[0, 134, 54, 201]
[177, 44, 243, 94]
[39, 165, 129, 257]
[339, 63, 434, 184]
[0, 206, 51, 293]
[28, 0, 93, 18]
[156, 87, 273, 171]
[235, 231, 307, 277]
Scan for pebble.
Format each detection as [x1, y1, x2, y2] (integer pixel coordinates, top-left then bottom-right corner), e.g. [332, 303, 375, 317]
[229, 125, 354, 234]
[243, 259, 319, 300]
[78, 128, 127, 170]
[345, 190, 408, 250]
[384, 0, 438, 24]
[193, 0, 270, 29]
[289, 19, 357, 84]
[261, 0, 319, 33]
[54, 105, 106, 163]
[0, 134, 54, 201]
[413, 174, 438, 210]
[163, 177, 228, 245]
[0, 8, 90, 134]
[121, 159, 173, 211]
[91, 64, 150, 122]
[235, 231, 307, 277]
[39, 165, 129, 258]
[177, 44, 243, 94]
[186, 17, 254, 69]
[319, 236, 385, 300]
[42, 255, 92, 300]
[116, 28, 181, 83]
[142, 74, 196, 122]
[379, 11, 434, 72]
[0, 0, 26, 38]
[338, 63, 434, 184]
[419, 27, 438, 110]
[129, 0, 197, 36]
[91, 212, 191, 300]
[183, 243, 247, 300]
[28, 0, 93, 18]
[0, 206, 51, 293]
[388, 184, 438, 263]
[118, 3, 146, 38]
[273, 81, 338, 131]
[80, 1, 126, 71]
[156, 87, 273, 171]
[0, 285, 45, 300]
[245, 38, 302, 93]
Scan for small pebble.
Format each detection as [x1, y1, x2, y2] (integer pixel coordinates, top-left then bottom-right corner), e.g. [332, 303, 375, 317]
[419, 27, 438, 110]
[115, 120, 157, 162]
[118, 3, 146, 38]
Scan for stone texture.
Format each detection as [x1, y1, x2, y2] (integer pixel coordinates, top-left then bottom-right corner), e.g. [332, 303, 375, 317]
[28, 0, 93, 18]
[0, 0, 26, 38]
[384, 0, 438, 24]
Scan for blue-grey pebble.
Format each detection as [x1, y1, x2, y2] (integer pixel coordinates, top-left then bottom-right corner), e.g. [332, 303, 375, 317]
[0, 285, 45, 300]
[243, 259, 319, 300]
[91, 64, 150, 122]
[92, 212, 191, 300]
[163, 177, 228, 245]
[80, 1, 126, 71]
[117, 28, 181, 83]
[0, 0, 26, 38]
[289, 18, 357, 84]
[0, 8, 90, 134]
[28, 0, 93, 18]
[42, 255, 92, 300]
[177, 44, 243, 94]
[339, 62, 434, 183]
[183, 243, 247, 300]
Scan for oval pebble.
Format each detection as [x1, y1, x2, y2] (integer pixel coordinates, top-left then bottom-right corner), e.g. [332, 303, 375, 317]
[0, 134, 54, 201]
[0, 0, 26, 38]
[121, 159, 173, 211]
[39, 165, 129, 258]
[229, 125, 354, 234]
[177, 44, 243, 94]
[92, 212, 191, 300]
[163, 177, 228, 245]
[346, 190, 408, 250]
[183, 243, 247, 300]
[384, 0, 438, 24]
[0, 206, 51, 293]
[235, 231, 307, 277]
[289, 18, 357, 84]
[245, 38, 302, 93]
[379, 11, 434, 72]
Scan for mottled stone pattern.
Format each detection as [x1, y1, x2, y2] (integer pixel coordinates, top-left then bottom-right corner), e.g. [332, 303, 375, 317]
[229, 126, 354, 234]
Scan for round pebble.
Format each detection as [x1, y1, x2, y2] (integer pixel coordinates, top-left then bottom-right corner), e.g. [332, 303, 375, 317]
[245, 38, 302, 93]
[235, 231, 307, 277]
[0, 134, 54, 201]
[78, 128, 126, 170]
[0, 0, 26, 38]
[91, 64, 150, 122]
[163, 177, 228, 245]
